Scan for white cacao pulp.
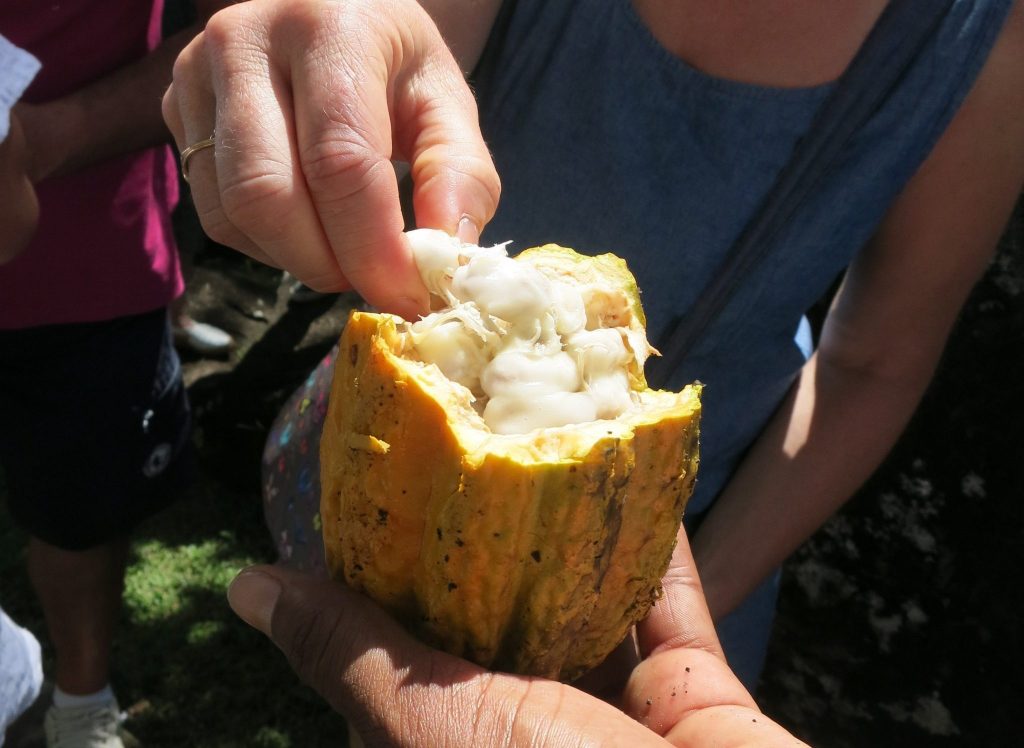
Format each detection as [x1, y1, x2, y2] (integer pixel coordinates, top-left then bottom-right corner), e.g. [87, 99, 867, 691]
[402, 229, 652, 435]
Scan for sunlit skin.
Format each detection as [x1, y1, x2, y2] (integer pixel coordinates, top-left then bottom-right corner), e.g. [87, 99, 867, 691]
[163, 0, 501, 319]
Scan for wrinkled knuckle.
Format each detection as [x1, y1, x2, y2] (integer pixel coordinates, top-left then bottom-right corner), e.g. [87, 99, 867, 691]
[322, 0, 389, 36]
[205, 7, 276, 78]
[393, 656, 469, 745]
[196, 206, 240, 248]
[277, 0, 370, 55]
[170, 46, 192, 85]
[197, 217, 234, 248]
[288, 0, 343, 34]
[160, 86, 177, 130]
[660, 562, 697, 590]
[283, 605, 350, 698]
[467, 673, 510, 744]
[415, 152, 501, 222]
[301, 138, 385, 198]
[201, 12, 233, 50]
[203, 3, 252, 48]
[219, 171, 293, 234]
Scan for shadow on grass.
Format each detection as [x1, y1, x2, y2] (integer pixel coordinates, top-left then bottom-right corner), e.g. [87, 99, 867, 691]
[2, 476, 348, 748]
[107, 286, 358, 746]
[115, 570, 348, 748]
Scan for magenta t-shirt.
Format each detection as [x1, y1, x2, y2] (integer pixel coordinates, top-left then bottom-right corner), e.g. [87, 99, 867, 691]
[0, 0, 183, 329]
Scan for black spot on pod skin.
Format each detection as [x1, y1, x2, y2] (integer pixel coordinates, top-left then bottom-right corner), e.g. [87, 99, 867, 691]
[349, 344, 359, 365]
[531, 550, 541, 562]
[448, 582, 458, 591]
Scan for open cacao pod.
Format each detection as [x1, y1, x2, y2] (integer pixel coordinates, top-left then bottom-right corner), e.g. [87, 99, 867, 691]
[320, 230, 701, 681]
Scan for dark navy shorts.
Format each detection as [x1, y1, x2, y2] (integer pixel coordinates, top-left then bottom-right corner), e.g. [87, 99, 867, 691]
[0, 307, 195, 550]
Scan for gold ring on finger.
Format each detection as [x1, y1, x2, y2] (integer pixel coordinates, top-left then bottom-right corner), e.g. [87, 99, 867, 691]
[180, 132, 216, 184]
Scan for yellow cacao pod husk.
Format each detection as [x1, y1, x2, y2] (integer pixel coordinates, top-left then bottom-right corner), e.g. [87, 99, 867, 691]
[320, 246, 701, 681]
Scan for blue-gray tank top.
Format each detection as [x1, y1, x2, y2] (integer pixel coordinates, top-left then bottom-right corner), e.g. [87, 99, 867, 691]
[473, 0, 1012, 514]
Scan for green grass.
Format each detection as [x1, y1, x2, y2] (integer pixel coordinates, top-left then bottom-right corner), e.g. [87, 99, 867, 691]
[1, 472, 348, 747]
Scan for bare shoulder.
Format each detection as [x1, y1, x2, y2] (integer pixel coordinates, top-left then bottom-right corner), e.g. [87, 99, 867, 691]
[417, 0, 505, 73]
[966, 0, 1024, 117]
[1004, 0, 1024, 40]
[820, 0, 1024, 373]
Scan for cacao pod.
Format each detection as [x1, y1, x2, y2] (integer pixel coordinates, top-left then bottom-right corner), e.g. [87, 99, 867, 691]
[320, 236, 701, 681]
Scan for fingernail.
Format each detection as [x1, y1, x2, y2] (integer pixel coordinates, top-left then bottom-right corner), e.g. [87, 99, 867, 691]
[227, 568, 282, 635]
[456, 216, 480, 244]
[394, 294, 428, 321]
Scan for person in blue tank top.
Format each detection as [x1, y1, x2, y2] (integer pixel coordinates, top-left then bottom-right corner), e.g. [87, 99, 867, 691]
[164, 0, 1024, 744]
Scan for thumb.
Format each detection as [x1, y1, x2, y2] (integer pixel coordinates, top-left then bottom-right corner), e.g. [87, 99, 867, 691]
[227, 566, 440, 710]
[227, 565, 495, 744]
[624, 529, 790, 743]
[636, 524, 725, 659]
[228, 565, 677, 747]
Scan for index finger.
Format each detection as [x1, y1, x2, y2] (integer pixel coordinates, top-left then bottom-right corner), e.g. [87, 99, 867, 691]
[624, 527, 802, 744]
[287, 3, 498, 319]
[637, 523, 726, 660]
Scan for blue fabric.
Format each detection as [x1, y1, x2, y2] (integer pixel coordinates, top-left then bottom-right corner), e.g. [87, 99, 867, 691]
[474, 0, 1011, 688]
[649, 0, 955, 377]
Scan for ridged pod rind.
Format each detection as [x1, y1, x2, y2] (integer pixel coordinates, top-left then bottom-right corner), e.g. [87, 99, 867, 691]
[321, 248, 701, 682]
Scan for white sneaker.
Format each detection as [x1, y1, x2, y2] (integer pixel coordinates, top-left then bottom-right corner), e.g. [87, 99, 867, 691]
[43, 700, 125, 748]
[172, 318, 234, 354]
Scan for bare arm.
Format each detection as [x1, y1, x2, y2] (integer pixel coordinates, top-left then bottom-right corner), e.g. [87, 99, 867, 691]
[0, 113, 38, 261]
[692, 1, 1024, 620]
[16, 0, 235, 182]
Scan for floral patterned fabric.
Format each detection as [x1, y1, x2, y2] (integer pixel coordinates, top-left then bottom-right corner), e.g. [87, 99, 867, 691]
[261, 348, 337, 576]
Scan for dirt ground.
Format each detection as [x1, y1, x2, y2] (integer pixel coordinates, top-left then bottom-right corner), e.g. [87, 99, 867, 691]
[176, 197, 1023, 747]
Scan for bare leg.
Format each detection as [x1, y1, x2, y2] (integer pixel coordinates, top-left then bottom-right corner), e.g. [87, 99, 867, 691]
[27, 536, 129, 695]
